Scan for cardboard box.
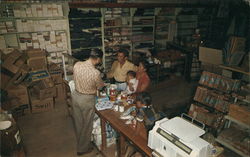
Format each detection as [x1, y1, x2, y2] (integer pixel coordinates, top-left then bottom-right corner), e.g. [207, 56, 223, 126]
[27, 56, 47, 71]
[1, 73, 11, 89]
[31, 81, 56, 99]
[40, 77, 54, 88]
[199, 47, 223, 65]
[6, 84, 29, 105]
[54, 83, 66, 104]
[2, 50, 25, 74]
[8, 65, 30, 87]
[50, 72, 63, 84]
[26, 49, 46, 58]
[29, 70, 50, 82]
[30, 96, 54, 113]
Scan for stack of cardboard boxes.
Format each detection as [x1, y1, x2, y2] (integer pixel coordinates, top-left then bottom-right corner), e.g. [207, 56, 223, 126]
[1, 48, 66, 116]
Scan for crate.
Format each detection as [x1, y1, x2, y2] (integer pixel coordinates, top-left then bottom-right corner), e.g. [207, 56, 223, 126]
[30, 97, 54, 113]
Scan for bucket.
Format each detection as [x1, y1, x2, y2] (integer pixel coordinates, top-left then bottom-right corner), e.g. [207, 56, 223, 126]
[0, 120, 22, 156]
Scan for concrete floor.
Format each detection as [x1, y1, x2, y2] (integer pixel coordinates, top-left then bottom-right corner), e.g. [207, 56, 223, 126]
[17, 102, 102, 157]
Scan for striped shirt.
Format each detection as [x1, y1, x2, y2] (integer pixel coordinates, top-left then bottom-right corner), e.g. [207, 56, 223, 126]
[73, 60, 103, 95]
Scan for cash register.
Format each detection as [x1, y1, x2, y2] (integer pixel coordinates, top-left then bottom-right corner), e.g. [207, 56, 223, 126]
[148, 114, 212, 157]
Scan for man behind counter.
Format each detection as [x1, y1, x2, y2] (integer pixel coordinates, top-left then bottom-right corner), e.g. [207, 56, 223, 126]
[107, 48, 137, 91]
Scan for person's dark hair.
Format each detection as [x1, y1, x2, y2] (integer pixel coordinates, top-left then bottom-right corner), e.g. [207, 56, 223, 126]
[138, 60, 149, 72]
[136, 92, 152, 106]
[117, 48, 129, 57]
[89, 48, 103, 59]
[127, 70, 136, 78]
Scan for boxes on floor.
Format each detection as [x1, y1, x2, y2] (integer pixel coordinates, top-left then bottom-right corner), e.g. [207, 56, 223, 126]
[6, 83, 29, 106]
[7, 65, 30, 87]
[54, 83, 66, 104]
[50, 72, 63, 84]
[30, 96, 54, 113]
[48, 63, 63, 84]
[28, 70, 50, 82]
[1, 72, 11, 89]
[27, 57, 47, 71]
[2, 50, 26, 74]
[31, 79, 56, 100]
[26, 49, 47, 71]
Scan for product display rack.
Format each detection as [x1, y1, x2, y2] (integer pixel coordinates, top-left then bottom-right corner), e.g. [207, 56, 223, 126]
[68, 8, 102, 61]
[216, 115, 250, 157]
[102, 8, 133, 71]
[66, 6, 211, 72]
[155, 8, 177, 50]
[0, 2, 72, 66]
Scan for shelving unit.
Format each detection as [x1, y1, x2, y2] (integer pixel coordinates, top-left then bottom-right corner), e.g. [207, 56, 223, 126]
[102, 8, 132, 70]
[219, 65, 250, 76]
[0, 2, 71, 65]
[216, 115, 250, 157]
[155, 8, 177, 50]
[68, 8, 102, 61]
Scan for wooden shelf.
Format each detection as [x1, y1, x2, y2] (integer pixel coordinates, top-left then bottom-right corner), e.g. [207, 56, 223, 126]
[219, 65, 250, 76]
[69, 17, 101, 20]
[224, 115, 250, 129]
[216, 137, 249, 157]
[69, 2, 215, 8]
[0, 16, 66, 21]
[105, 34, 132, 38]
[0, 29, 66, 35]
[104, 25, 131, 28]
[72, 46, 102, 51]
[133, 40, 154, 43]
[133, 24, 154, 27]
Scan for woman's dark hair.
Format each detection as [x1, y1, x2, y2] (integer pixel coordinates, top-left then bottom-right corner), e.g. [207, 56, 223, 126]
[138, 60, 149, 72]
[90, 48, 103, 59]
[117, 48, 129, 57]
[127, 70, 136, 78]
[136, 92, 152, 106]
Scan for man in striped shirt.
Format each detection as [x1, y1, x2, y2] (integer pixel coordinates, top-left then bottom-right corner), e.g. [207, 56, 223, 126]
[72, 49, 104, 155]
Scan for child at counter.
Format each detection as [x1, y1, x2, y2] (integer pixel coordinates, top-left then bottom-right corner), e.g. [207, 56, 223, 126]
[122, 92, 163, 157]
[120, 92, 162, 132]
[135, 92, 161, 131]
[126, 71, 138, 95]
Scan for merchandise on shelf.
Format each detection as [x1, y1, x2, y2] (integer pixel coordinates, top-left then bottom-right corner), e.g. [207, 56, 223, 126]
[217, 125, 250, 157]
[0, 21, 16, 33]
[0, 2, 70, 67]
[69, 8, 102, 55]
[194, 86, 230, 113]
[18, 31, 68, 52]
[228, 103, 250, 126]
[188, 104, 224, 129]
[13, 4, 63, 17]
[199, 71, 241, 92]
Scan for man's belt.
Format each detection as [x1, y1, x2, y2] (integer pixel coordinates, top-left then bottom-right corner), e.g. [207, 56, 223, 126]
[75, 90, 95, 95]
[115, 80, 125, 83]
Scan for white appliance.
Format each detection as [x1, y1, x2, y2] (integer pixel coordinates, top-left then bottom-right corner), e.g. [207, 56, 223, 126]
[148, 115, 212, 157]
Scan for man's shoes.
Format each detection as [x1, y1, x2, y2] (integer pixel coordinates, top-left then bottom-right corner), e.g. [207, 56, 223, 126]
[77, 147, 94, 156]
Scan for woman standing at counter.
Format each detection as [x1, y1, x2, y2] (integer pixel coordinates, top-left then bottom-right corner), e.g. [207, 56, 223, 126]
[136, 60, 150, 93]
